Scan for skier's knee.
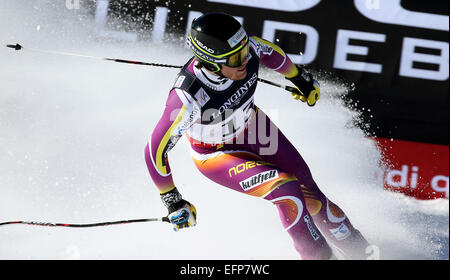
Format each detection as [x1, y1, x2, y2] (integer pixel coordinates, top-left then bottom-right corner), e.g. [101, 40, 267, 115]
[263, 173, 300, 199]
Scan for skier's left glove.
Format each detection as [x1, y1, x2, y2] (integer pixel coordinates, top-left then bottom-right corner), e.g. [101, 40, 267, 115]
[286, 66, 320, 107]
[160, 188, 197, 232]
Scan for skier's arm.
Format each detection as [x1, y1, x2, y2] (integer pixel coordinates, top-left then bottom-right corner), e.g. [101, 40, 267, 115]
[145, 89, 198, 231]
[145, 89, 188, 194]
[249, 35, 299, 78]
[249, 36, 320, 106]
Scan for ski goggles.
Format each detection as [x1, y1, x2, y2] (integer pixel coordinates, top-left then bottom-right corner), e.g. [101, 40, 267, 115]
[225, 42, 250, 68]
[188, 35, 250, 69]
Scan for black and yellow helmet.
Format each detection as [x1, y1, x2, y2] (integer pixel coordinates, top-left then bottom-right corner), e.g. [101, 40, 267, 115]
[187, 12, 250, 73]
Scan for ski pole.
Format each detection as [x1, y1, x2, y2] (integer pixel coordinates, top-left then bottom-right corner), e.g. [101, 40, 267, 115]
[0, 217, 170, 228]
[6, 43, 297, 94]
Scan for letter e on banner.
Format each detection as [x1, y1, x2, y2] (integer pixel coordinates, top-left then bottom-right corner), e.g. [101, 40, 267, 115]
[400, 38, 449, 81]
[334, 29, 385, 73]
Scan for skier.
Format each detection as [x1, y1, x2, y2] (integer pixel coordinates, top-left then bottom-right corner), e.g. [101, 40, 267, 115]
[145, 12, 370, 260]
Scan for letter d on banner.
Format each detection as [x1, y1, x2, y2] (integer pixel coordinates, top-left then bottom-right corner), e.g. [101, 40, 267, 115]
[386, 165, 408, 188]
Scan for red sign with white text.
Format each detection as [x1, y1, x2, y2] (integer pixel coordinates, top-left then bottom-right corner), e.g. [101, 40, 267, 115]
[374, 138, 449, 200]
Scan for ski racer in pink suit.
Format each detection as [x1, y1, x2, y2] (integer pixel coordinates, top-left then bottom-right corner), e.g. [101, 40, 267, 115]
[145, 12, 370, 260]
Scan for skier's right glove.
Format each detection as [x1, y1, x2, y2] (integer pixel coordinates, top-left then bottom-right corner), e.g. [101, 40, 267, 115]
[160, 188, 197, 232]
[285, 65, 320, 107]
